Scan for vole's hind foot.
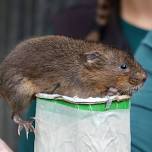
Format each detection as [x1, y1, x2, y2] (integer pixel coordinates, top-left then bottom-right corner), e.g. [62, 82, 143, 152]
[13, 114, 35, 139]
[18, 120, 35, 139]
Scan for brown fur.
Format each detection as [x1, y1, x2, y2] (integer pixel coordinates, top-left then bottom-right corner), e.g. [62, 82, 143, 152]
[0, 35, 146, 114]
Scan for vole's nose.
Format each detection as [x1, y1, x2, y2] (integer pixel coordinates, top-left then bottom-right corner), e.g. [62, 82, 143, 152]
[142, 72, 147, 83]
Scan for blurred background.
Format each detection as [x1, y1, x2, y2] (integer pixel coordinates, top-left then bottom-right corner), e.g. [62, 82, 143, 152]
[0, 0, 96, 151]
[1, 0, 152, 152]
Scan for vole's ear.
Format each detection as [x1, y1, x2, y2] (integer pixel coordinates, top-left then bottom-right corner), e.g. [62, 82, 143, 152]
[84, 51, 100, 63]
[80, 51, 105, 67]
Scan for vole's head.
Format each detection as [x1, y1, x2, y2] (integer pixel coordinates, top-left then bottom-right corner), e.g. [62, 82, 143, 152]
[80, 44, 146, 96]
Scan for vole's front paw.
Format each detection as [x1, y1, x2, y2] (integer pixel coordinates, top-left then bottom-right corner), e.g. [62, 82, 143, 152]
[105, 87, 120, 110]
[107, 87, 120, 96]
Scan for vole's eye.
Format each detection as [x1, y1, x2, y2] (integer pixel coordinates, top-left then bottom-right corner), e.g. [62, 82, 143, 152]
[120, 64, 127, 69]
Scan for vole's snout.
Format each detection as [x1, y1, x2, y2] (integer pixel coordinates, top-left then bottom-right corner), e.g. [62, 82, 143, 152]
[127, 70, 147, 95]
[138, 71, 147, 84]
[129, 71, 147, 86]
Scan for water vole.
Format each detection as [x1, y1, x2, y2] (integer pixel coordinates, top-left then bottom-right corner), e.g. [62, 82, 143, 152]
[0, 35, 146, 135]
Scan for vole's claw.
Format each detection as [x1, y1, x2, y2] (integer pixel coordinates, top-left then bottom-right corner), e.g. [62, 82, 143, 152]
[105, 96, 112, 110]
[25, 126, 29, 139]
[18, 125, 23, 136]
[28, 121, 35, 133]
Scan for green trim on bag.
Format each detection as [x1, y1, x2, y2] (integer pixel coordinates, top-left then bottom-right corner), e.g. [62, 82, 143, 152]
[36, 97, 130, 112]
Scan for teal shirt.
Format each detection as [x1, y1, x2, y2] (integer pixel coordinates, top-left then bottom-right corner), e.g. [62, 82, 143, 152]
[131, 33, 152, 152]
[120, 19, 148, 52]
[121, 20, 152, 152]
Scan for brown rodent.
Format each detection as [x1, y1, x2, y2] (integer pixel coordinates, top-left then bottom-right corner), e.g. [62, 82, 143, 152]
[0, 35, 146, 134]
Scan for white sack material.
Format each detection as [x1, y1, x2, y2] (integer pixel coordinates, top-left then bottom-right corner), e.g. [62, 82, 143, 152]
[36, 93, 130, 104]
[34, 94, 130, 152]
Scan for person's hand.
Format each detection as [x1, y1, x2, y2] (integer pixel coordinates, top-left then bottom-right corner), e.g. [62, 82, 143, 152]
[0, 139, 13, 152]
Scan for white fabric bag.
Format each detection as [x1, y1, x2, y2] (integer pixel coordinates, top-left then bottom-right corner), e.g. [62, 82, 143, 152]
[34, 94, 130, 152]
